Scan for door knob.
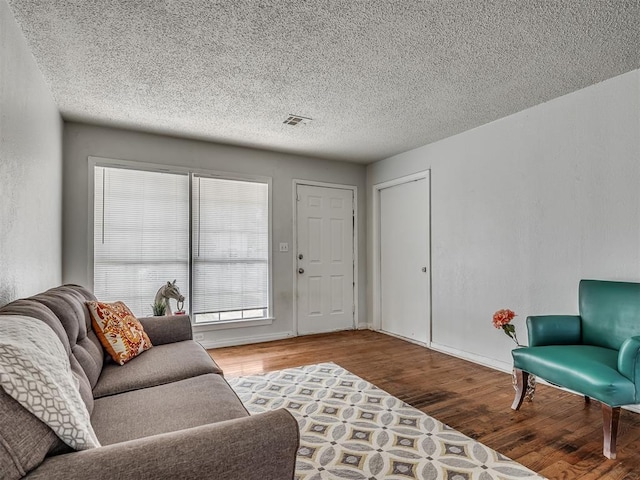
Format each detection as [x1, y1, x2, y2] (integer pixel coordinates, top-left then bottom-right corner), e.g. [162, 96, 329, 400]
[421, 267, 427, 272]
[298, 253, 304, 260]
[298, 268, 305, 274]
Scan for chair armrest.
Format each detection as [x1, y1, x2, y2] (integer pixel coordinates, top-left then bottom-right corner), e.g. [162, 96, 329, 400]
[618, 336, 640, 384]
[137, 315, 193, 345]
[27, 409, 299, 480]
[526, 315, 582, 346]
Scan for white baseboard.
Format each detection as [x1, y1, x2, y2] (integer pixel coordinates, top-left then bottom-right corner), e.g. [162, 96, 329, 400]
[199, 331, 295, 349]
[379, 329, 429, 348]
[357, 322, 371, 330]
[429, 342, 513, 374]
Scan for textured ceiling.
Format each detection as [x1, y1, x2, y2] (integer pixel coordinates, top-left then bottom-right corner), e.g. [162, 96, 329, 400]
[7, 1, 640, 163]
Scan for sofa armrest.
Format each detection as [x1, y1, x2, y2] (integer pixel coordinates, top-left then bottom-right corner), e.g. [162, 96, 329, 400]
[618, 336, 640, 385]
[138, 314, 193, 345]
[26, 409, 299, 480]
[526, 315, 582, 346]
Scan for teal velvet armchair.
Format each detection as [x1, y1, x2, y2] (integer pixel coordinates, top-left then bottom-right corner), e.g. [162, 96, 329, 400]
[511, 279, 640, 459]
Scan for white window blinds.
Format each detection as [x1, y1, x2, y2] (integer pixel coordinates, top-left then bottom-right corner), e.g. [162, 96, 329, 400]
[93, 164, 271, 323]
[94, 166, 190, 317]
[192, 176, 269, 318]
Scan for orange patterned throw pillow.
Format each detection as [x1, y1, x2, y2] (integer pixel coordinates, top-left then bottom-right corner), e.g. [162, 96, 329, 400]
[86, 301, 152, 365]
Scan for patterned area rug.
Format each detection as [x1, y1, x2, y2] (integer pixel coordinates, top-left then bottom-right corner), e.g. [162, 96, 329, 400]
[228, 362, 544, 480]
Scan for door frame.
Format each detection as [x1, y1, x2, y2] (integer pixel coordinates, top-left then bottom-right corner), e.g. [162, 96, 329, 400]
[292, 180, 359, 335]
[372, 170, 431, 346]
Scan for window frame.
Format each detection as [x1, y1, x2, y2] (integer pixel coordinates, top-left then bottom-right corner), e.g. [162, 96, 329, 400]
[88, 156, 274, 329]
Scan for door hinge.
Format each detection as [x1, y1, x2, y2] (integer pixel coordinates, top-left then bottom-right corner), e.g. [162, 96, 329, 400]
[352, 304, 355, 314]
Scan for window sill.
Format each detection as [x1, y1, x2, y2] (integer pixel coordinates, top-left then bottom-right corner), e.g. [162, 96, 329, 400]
[192, 317, 274, 331]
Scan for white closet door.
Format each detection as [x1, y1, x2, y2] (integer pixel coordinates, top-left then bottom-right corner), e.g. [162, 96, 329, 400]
[380, 177, 430, 343]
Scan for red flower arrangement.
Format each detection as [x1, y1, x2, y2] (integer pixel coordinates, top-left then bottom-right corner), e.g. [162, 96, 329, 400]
[492, 309, 521, 346]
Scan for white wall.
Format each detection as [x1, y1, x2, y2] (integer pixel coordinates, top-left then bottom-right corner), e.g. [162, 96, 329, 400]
[63, 122, 367, 346]
[0, 0, 63, 305]
[367, 69, 640, 371]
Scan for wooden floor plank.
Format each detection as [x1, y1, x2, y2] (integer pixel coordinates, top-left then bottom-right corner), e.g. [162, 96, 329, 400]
[209, 330, 640, 479]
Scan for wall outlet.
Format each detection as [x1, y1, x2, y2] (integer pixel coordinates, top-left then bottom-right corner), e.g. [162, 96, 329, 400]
[194, 333, 205, 341]
[279, 242, 289, 252]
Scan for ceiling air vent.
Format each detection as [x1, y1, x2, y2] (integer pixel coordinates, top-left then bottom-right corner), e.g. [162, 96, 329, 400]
[283, 115, 312, 126]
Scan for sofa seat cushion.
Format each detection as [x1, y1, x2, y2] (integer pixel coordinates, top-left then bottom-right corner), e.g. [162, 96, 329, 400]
[93, 340, 223, 398]
[513, 345, 636, 406]
[91, 374, 248, 445]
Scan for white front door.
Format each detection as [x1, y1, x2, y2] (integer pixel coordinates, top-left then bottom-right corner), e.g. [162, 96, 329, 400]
[296, 184, 355, 335]
[379, 176, 430, 343]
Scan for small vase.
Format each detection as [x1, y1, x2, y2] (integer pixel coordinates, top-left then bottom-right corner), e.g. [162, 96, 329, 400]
[512, 369, 536, 402]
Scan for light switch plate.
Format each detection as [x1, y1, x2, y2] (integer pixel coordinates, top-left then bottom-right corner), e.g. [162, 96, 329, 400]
[279, 242, 289, 252]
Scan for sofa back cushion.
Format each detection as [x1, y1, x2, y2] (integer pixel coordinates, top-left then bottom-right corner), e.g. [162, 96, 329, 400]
[32, 285, 104, 388]
[0, 379, 69, 480]
[0, 285, 102, 412]
[579, 279, 640, 350]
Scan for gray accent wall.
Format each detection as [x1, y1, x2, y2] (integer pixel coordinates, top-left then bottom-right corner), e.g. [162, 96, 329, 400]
[367, 69, 640, 370]
[0, 0, 63, 305]
[62, 123, 367, 346]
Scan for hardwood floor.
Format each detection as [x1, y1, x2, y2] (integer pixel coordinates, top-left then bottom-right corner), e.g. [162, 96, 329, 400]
[209, 330, 640, 480]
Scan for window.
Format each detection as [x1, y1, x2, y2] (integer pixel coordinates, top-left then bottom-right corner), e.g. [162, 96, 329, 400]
[94, 167, 190, 316]
[93, 162, 271, 324]
[191, 175, 269, 324]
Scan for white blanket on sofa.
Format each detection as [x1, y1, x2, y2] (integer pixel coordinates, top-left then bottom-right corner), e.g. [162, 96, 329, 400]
[0, 315, 100, 450]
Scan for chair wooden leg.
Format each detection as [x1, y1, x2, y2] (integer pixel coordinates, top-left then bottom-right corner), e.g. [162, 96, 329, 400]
[511, 368, 529, 411]
[602, 405, 621, 459]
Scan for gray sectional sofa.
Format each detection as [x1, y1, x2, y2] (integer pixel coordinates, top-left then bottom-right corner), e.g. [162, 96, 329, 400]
[0, 284, 299, 479]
